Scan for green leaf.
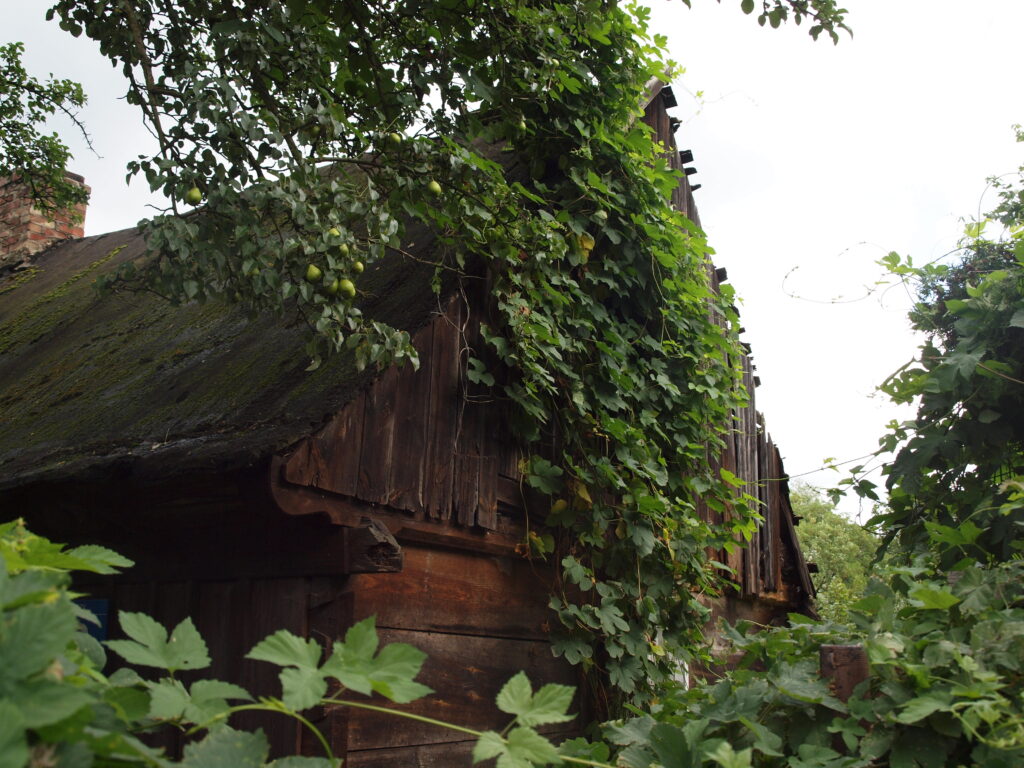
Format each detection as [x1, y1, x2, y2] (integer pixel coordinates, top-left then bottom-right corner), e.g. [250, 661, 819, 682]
[104, 685, 152, 722]
[340, 617, 379, 662]
[280, 665, 328, 711]
[0, 703, 27, 768]
[145, 676, 241, 725]
[505, 727, 561, 767]
[473, 731, 507, 764]
[63, 544, 134, 574]
[908, 586, 960, 610]
[182, 727, 268, 768]
[248, 629, 327, 711]
[895, 691, 953, 724]
[497, 672, 576, 727]
[496, 672, 532, 716]
[360, 642, 433, 703]
[9, 679, 92, 729]
[526, 457, 563, 495]
[0, 569, 64, 611]
[107, 613, 211, 672]
[0, 600, 77, 683]
[267, 759, 336, 768]
[186, 679, 253, 723]
[148, 678, 190, 720]
[247, 629, 323, 670]
[705, 741, 753, 768]
[649, 722, 699, 768]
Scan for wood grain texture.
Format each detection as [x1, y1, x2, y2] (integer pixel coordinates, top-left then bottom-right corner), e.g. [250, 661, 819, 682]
[343, 729, 579, 768]
[390, 334, 434, 513]
[345, 628, 581, 752]
[345, 544, 555, 640]
[358, 365, 401, 505]
[424, 299, 462, 520]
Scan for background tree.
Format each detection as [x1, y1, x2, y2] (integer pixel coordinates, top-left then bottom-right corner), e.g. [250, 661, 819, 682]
[790, 483, 878, 622]
[857, 130, 1024, 566]
[0, 41, 89, 215]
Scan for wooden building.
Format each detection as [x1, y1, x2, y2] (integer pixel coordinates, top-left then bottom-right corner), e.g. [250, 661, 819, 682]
[0, 84, 813, 765]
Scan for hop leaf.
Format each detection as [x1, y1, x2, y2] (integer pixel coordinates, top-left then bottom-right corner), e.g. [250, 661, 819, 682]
[106, 613, 211, 673]
[496, 672, 576, 727]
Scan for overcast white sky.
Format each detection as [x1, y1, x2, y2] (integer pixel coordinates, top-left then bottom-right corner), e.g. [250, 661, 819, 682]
[5, 2, 1023, 517]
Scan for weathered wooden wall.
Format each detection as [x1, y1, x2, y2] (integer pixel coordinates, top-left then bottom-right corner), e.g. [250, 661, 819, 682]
[43, 485, 576, 765]
[282, 291, 518, 531]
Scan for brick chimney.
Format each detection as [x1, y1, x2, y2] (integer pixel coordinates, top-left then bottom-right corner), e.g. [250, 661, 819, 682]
[0, 172, 89, 271]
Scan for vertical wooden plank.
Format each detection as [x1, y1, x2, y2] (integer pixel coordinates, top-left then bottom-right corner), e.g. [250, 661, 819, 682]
[476, 413, 499, 531]
[390, 328, 434, 513]
[771, 445, 785, 591]
[738, 357, 760, 597]
[236, 578, 309, 758]
[282, 439, 316, 486]
[284, 392, 365, 498]
[424, 301, 462, 519]
[761, 434, 779, 593]
[454, 405, 482, 527]
[195, 581, 247, 686]
[328, 392, 366, 497]
[756, 421, 771, 592]
[724, 385, 744, 582]
[454, 293, 483, 527]
[302, 577, 353, 758]
[357, 366, 400, 505]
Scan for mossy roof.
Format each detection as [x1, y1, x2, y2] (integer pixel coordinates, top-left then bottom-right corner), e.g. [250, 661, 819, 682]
[0, 221, 445, 492]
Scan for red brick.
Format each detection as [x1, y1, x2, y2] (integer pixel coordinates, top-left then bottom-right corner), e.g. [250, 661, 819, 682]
[0, 173, 90, 268]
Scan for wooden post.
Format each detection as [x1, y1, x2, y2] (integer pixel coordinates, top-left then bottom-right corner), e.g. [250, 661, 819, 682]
[819, 644, 869, 702]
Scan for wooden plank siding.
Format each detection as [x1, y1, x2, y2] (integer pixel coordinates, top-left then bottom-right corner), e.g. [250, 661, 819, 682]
[282, 292, 515, 530]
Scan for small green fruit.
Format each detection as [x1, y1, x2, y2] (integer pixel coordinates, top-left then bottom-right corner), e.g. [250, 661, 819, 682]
[517, 119, 527, 132]
[353, 260, 364, 274]
[185, 186, 203, 205]
[387, 132, 403, 147]
[339, 278, 356, 298]
[328, 227, 341, 238]
[594, 209, 608, 222]
[337, 242, 350, 257]
[326, 278, 340, 295]
[305, 264, 323, 282]
[427, 180, 442, 197]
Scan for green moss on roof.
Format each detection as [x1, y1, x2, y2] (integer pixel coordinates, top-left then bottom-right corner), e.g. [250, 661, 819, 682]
[0, 225, 444, 490]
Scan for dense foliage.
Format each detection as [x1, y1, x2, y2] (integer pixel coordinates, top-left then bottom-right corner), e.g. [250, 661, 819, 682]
[865, 174, 1024, 565]
[790, 484, 878, 623]
[10, 0, 849, 703]
[611, 557, 1024, 768]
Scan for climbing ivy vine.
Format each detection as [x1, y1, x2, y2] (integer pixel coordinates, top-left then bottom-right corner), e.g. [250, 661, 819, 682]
[31, 0, 851, 703]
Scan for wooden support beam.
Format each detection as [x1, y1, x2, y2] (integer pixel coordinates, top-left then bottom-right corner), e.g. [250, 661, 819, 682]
[343, 517, 403, 573]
